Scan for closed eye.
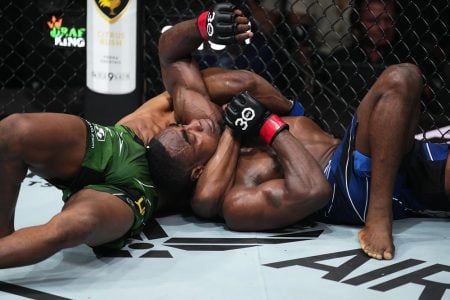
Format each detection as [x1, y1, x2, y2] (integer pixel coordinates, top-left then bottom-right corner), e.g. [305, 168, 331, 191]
[168, 123, 190, 144]
[181, 129, 190, 144]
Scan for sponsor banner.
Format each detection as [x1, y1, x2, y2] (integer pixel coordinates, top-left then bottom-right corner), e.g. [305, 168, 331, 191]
[45, 14, 86, 48]
[87, 0, 136, 94]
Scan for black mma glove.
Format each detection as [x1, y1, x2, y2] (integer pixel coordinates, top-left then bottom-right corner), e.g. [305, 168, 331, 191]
[197, 3, 237, 45]
[224, 91, 289, 144]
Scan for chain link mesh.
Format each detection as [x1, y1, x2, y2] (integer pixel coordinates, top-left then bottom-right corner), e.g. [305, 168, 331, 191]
[1, 0, 449, 139]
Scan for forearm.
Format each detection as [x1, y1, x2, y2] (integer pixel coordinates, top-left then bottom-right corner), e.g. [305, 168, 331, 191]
[158, 19, 222, 124]
[158, 19, 202, 66]
[271, 130, 331, 200]
[192, 128, 240, 218]
[202, 68, 293, 115]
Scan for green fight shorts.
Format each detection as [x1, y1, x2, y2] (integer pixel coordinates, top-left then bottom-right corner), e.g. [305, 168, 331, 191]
[49, 119, 158, 250]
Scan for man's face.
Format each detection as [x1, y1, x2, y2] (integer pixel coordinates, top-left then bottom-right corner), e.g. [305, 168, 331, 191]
[360, 1, 396, 47]
[158, 119, 221, 167]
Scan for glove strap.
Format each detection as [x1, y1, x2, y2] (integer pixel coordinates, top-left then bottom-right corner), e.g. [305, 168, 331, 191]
[259, 115, 289, 144]
[197, 11, 209, 40]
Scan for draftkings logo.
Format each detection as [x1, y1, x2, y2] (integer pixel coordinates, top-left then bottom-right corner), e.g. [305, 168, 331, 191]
[47, 16, 86, 48]
[94, 0, 129, 23]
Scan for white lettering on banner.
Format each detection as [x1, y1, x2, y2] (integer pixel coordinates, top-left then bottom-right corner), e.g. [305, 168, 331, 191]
[86, 0, 136, 94]
[91, 71, 131, 81]
[54, 37, 86, 47]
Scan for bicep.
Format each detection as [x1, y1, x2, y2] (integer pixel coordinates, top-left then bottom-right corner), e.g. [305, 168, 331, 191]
[222, 179, 311, 231]
[163, 60, 222, 123]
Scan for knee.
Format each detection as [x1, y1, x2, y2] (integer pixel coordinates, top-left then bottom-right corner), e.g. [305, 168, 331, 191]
[383, 64, 422, 92]
[381, 64, 423, 105]
[46, 209, 99, 249]
[0, 114, 35, 156]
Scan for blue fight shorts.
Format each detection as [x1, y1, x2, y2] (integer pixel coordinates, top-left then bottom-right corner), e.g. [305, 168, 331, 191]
[318, 115, 450, 225]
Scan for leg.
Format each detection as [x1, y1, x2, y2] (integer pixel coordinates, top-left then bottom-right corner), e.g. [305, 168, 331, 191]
[354, 63, 422, 259]
[0, 113, 86, 237]
[0, 189, 134, 268]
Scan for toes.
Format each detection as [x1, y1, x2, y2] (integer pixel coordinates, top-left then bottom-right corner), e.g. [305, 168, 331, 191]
[383, 250, 393, 260]
[363, 246, 384, 260]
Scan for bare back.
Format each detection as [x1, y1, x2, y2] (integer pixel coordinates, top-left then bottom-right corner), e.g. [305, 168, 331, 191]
[117, 92, 176, 145]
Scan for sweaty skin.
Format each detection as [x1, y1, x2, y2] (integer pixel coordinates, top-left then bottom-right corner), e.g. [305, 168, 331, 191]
[193, 63, 450, 260]
[193, 116, 339, 230]
[0, 5, 271, 269]
[118, 66, 294, 210]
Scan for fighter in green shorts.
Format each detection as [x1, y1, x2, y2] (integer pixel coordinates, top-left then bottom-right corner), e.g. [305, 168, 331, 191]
[48, 119, 157, 250]
[0, 6, 254, 268]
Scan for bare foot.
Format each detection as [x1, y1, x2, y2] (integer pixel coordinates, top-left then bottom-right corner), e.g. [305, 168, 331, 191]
[358, 221, 394, 260]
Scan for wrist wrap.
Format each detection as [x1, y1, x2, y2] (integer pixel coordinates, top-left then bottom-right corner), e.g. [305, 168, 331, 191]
[259, 115, 289, 144]
[197, 11, 209, 40]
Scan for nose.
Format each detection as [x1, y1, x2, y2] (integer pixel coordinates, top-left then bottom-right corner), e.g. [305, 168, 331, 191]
[185, 119, 203, 132]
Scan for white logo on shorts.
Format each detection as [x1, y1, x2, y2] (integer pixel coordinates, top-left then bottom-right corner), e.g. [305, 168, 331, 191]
[96, 127, 106, 142]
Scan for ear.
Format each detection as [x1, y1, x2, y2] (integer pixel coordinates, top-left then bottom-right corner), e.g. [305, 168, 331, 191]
[190, 165, 205, 181]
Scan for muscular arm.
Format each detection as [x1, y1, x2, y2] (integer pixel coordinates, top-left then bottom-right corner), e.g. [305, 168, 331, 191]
[191, 69, 294, 217]
[222, 130, 331, 231]
[158, 9, 252, 125]
[191, 127, 240, 218]
[159, 19, 222, 124]
[201, 68, 293, 115]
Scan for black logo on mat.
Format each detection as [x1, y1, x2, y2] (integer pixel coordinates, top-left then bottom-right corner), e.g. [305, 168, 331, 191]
[97, 219, 324, 259]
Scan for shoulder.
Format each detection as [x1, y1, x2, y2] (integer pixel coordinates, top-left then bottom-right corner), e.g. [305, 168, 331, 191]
[119, 92, 172, 123]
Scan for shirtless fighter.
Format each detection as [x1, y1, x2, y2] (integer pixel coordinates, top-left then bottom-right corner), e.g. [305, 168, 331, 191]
[150, 3, 450, 260]
[193, 63, 450, 261]
[0, 3, 264, 268]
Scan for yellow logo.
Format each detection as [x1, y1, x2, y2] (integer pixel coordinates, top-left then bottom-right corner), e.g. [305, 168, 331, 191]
[94, 0, 130, 24]
[135, 197, 146, 216]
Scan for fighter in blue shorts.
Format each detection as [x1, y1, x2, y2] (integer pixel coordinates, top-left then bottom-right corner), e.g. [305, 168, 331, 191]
[319, 115, 450, 225]
[144, 5, 449, 262]
[177, 62, 450, 262]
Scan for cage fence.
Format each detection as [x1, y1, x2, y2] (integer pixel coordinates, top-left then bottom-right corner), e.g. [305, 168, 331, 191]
[1, 0, 449, 139]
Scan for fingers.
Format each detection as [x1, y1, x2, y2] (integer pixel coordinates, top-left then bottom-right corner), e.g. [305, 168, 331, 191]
[235, 21, 251, 32]
[235, 16, 252, 43]
[235, 31, 253, 43]
[235, 15, 249, 24]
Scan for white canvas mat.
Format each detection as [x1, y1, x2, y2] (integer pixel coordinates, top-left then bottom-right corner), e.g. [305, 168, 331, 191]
[0, 174, 449, 300]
